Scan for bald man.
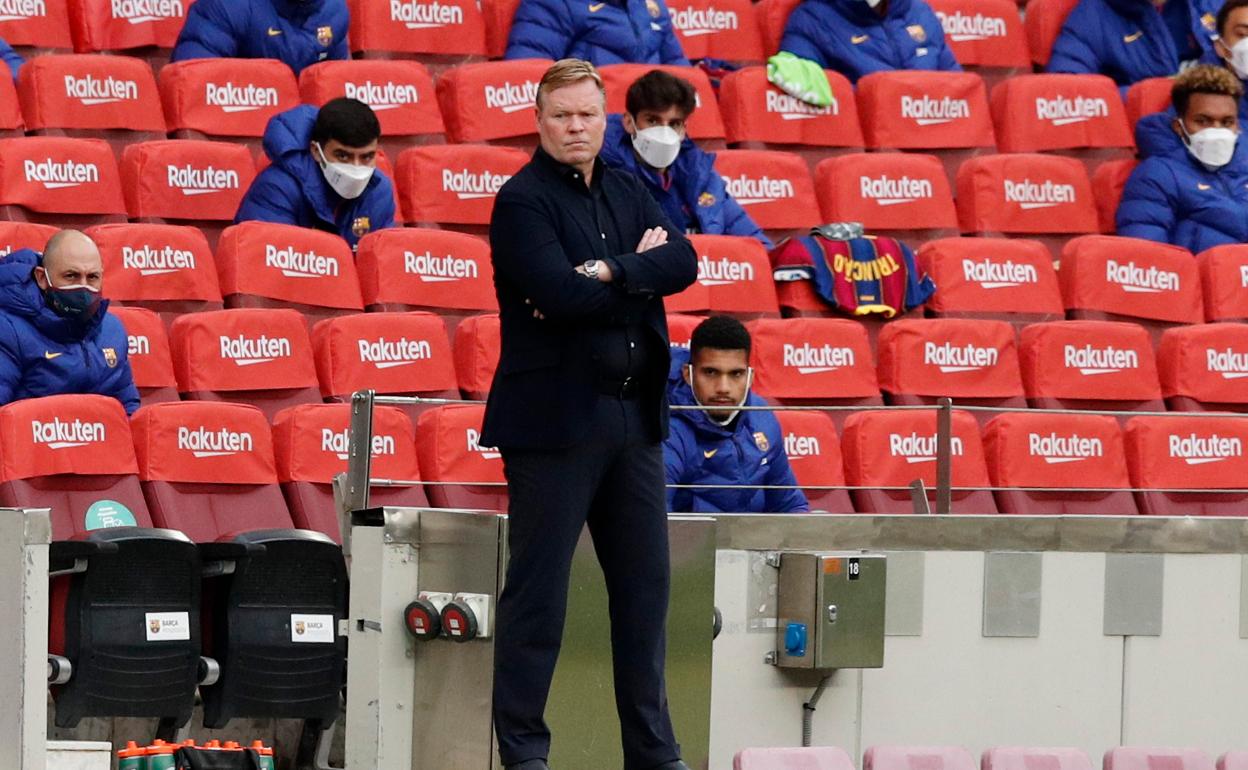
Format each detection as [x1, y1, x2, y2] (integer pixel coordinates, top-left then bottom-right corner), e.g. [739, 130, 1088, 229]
[0, 230, 139, 414]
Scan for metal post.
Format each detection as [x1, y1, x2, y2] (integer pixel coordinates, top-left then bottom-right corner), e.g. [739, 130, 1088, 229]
[908, 480, 932, 515]
[935, 397, 953, 515]
[0, 507, 50, 770]
[345, 390, 376, 515]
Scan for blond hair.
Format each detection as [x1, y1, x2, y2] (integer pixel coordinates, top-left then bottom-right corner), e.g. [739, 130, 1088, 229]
[1172, 64, 1244, 115]
[536, 58, 605, 110]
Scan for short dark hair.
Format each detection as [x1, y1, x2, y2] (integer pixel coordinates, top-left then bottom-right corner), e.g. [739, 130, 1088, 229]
[311, 98, 381, 148]
[1171, 64, 1244, 118]
[690, 315, 751, 358]
[624, 70, 697, 118]
[1217, 0, 1248, 37]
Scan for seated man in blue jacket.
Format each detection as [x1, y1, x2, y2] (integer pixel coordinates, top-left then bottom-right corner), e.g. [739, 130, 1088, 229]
[170, 0, 348, 75]
[779, 0, 959, 84]
[1206, 0, 1248, 120]
[235, 98, 396, 250]
[600, 70, 772, 247]
[1048, 0, 1220, 89]
[665, 316, 809, 514]
[1117, 64, 1248, 252]
[506, 0, 688, 65]
[0, 230, 139, 415]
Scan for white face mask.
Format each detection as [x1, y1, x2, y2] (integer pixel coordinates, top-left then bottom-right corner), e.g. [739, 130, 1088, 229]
[1180, 122, 1239, 169]
[314, 142, 374, 200]
[687, 364, 754, 426]
[630, 124, 682, 169]
[864, 0, 883, 9]
[1225, 37, 1248, 79]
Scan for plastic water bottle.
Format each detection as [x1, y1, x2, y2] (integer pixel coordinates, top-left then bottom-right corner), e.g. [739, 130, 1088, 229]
[251, 740, 277, 770]
[116, 741, 145, 770]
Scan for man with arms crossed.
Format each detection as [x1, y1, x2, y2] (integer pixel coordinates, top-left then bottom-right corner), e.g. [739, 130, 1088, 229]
[483, 59, 698, 770]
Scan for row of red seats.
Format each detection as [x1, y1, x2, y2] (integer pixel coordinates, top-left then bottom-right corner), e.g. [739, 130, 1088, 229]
[736, 745, 1244, 770]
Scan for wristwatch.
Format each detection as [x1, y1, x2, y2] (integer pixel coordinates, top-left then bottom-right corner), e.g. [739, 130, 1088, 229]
[583, 259, 600, 279]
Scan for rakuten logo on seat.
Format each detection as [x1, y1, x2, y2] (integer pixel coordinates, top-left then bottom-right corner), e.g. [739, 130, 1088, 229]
[1169, 432, 1243, 464]
[1207, 348, 1248, 379]
[766, 90, 836, 120]
[127, 334, 149, 356]
[0, 0, 46, 22]
[923, 341, 998, 372]
[218, 334, 291, 366]
[484, 81, 539, 114]
[721, 174, 794, 205]
[783, 343, 855, 374]
[167, 164, 240, 196]
[123, 244, 196, 276]
[900, 95, 970, 126]
[358, 336, 433, 369]
[670, 6, 739, 35]
[888, 431, 964, 463]
[1003, 178, 1076, 209]
[177, 425, 253, 458]
[465, 427, 500, 459]
[404, 251, 478, 282]
[344, 81, 420, 111]
[442, 168, 510, 200]
[1028, 431, 1103, 464]
[322, 428, 396, 460]
[860, 174, 933, 206]
[697, 254, 754, 286]
[1034, 95, 1108, 126]
[204, 82, 280, 113]
[784, 432, 821, 458]
[64, 75, 139, 106]
[962, 258, 1038, 289]
[1063, 344, 1139, 375]
[390, 0, 464, 29]
[24, 158, 99, 189]
[111, 0, 184, 23]
[264, 244, 339, 278]
[936, 11, 1006, 41]
[1105, 260, 1180, 293]
[31, 418, 105, 449]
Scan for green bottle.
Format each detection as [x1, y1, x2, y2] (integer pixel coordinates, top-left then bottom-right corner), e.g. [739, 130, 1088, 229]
[116, 741, 145, 770]
[144, 741, 176, 770]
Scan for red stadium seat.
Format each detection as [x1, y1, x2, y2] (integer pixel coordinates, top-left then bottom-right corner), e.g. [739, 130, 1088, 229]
[87, 223, 224, 322]
[68, 0, 187, 57]
[877, 318, 1026, 420]
[435, 58, 551, 150]
[1023, 0, 1079, 67]
[735, 746, 856, 770]
[667, 234, 779, 317]
[215, 221, 364, 323]
[1019, 320, 1164, 414]
[917, 237, 1063, 326]
[0, 73, 24, 136]
[1106, 748, 1216, 770]
[1090, 158, 1136, 234]
[356, 227, 496, 333]
[346, 0, 487, 70]
[310, 312, 459, 418]
[120, 140, 256, 249]
[712, 150, 820, 238]
[816, 153, 958, 243]
[747, 318, 883, 430]
[452, 312, 499, 400]
[984, 748, 1095, 770]
[927, 0, 1029, 85]
[169, 308, 321, 420]
[601, 64, 725, 144]
[668, 0, 765, 63]
[272, 403, 427, 543]
[158, 58, 300, 149]
[667, 312, 703, 349]
[395, 143, 528, 233]
[1125, 77, 1173, 133]
[0, 136, 126, 226]
[990, 74, 1132, 170]
[719, 66, 864, 167]
[867, 748, 978, 770]
[1158, 324, 1248, 413]
[773, 410, 854, 513]
[109, 305, 179, 406]
[1197, 245, 1248, 322]
[481, 0, 521, 58]
[843, 409, 998, 513]
[1127, 415, 1248, 514]
[0, 0, 72, 54]
[415, 404, 508, 511]
[755, 0, 800, 55]
[1059, 235, 1202, 341]
[299, 59, 445, 159]
[0, 221, 56, 256]
[956, 153, 1097, 255]
[984, 411, 1137, 514]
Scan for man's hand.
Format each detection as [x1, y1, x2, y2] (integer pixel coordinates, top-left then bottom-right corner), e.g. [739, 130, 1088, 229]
[635, 227, 669, 253]
[574, 260, 614, 283]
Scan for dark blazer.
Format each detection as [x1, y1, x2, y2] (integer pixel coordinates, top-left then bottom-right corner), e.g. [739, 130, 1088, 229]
[482, 149, 698, 450]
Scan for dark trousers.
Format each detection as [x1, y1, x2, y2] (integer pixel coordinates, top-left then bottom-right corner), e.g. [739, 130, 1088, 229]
[493, 395, 680, 770]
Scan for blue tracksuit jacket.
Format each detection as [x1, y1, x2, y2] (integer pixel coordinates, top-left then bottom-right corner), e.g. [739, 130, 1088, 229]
[505, 0, 689, 65]
[0, 38, 22, 80]
[170, 0, 349, 75]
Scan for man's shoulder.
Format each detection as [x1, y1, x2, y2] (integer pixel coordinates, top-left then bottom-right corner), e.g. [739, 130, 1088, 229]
[497, 158, 548, 197]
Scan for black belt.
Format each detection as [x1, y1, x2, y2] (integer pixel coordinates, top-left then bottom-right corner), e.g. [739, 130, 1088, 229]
[595, 375, 641, 399]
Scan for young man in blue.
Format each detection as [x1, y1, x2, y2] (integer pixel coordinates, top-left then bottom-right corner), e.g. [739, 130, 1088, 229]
[779, 0, 959, 84]
[170, 0, 348, 75]
[1117, 64, 1248, 251]
[235, 98, 396, 251]
[665, 316, 809, 514]
[0, 230, 139, 415]
[600, 70, 772, 247]
[1206, 0, 1248, 121]
[505, 0, 688, 65]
